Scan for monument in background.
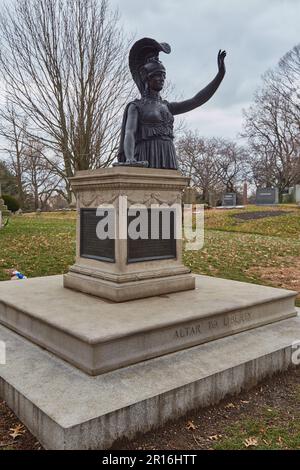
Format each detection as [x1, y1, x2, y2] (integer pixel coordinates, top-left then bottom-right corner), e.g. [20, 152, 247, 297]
[256, 187, 279, 205]
[0, 38, 299, 450]
[0, 179, 10, 229]
[282, 184, 300, 204]
[222, 192, 237, 207]
[0, 180, 9, 213]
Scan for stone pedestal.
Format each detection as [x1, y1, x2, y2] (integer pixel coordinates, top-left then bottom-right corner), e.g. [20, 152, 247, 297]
[64, 167, 195, 301]
[0, 199, 9, 216]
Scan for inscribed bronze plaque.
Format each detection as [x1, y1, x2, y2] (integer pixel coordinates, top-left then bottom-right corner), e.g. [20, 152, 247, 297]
[127, 208, 176, 263]
[80, 208, 115, 262]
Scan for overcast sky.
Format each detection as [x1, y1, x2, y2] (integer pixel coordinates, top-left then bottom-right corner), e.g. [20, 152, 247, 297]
[110, 0, 300, 141]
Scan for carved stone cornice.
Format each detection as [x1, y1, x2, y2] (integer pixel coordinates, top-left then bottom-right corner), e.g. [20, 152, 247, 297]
[78, 190, 182, 208]
[69, 167, 190, 193]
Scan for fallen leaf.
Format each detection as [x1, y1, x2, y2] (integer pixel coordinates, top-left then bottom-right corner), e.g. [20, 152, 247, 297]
[9, 424, 25, 440]
[186, 420, 196, 431]
[225, 403, 235, 409]
[208, 434, 221, 441]
[244, 437, 258, 448]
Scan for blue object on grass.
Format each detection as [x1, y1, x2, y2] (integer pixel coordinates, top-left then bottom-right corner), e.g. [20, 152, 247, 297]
[12, 271, 27, 279]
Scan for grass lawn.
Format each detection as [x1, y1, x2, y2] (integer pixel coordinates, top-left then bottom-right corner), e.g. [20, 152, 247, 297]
[0, 204, 299, 450]
[1, 205, 300, 290]
[185, 205, 300, 306]
[0, 213, 76, 281]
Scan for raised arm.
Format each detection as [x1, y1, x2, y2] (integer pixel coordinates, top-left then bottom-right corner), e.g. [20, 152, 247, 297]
[168, 50, 226, 116]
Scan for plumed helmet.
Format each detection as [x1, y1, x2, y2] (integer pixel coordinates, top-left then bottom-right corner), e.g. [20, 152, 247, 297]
[129, 38, 171, 94]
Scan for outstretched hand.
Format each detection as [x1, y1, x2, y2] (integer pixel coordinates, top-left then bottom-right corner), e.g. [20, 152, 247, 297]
[218, 50, 226, 74]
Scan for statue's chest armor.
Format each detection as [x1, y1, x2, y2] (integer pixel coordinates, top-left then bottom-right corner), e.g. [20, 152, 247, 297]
[140, 102, 174, 125]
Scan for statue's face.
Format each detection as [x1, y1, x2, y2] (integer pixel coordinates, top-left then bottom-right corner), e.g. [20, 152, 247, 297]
[148, 71, 166, 92]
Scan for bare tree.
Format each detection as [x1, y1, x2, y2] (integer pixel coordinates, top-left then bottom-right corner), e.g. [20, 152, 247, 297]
[22, 139, 63, 210]
[242, 44, 300, 193]
[0, 103, 63, 209]
[0, 0, 132, 200]
[0, 159, 17, 195]
[0, 102, 28, 206]
[176, 131, 245, 203]
[214, 138, 247, 192]
[272, 45, 300, 147]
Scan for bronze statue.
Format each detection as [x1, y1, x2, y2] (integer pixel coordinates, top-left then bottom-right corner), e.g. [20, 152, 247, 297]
[117, 38, 226, 169]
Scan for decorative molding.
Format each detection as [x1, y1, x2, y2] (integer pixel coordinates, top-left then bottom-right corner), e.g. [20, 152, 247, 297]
[78, 190, 182, 208]
[69, 263, 190, 283]
[72, 182, 187, 192]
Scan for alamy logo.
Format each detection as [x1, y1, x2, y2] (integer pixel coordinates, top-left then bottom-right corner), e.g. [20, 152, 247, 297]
[94, 197, 204, 251]
[0, 340, 6, 365]
[291, 341, 300, 365]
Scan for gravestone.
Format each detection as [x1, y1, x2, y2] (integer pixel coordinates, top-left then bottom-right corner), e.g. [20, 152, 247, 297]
[288, 184, 300, 203]
[183, 187, 200, 204]
[295, 185, 300, 203]
[222, 192, 236, 207]
[0, 180, 10, 218]
[243, 181, 248, 205]
[256, 187, 279, 205]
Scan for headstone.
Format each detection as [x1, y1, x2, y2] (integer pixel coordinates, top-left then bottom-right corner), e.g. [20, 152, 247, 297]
[69, 191, 77, 209]
[0, 181, 9, 216]
[183, 187, 200, 205]
[256, 187, 279, 205]
[282, 185, 300, 203]
[0, 181, 4, 206]
[222, 193, 236, 207]
[243, 181, 248, 205]
[208, 191, 220, 208]
[294, 185, 300, 203]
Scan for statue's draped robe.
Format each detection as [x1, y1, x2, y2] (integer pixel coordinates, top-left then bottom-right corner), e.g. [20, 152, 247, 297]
[117, 99, 178, 169]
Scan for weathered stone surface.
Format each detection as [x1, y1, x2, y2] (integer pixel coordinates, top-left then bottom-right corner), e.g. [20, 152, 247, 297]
[64, 166, 195, 301]
[0, 313, 299, 449]
[0, 274, 297, 375]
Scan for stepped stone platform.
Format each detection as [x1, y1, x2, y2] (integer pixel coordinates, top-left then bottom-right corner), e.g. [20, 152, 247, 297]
[0, 313, 299, 449]
[0, 274, 297, 375]
[0, 274, 299, 449]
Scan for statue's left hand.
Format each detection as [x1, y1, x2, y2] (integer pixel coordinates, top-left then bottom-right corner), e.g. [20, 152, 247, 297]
[218, 50, 226, 74]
